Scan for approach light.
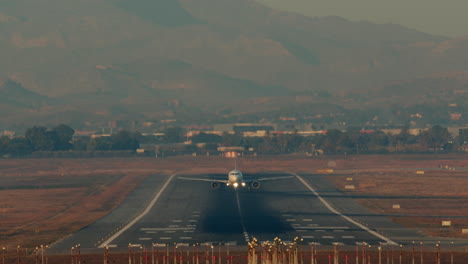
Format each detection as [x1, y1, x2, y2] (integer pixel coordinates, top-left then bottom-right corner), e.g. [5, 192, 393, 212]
[233, 183, 239, 188]
[241, 182, 246, 187]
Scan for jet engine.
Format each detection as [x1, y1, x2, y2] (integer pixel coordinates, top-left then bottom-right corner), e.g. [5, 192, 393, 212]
[211, 182, 220, 189]
[251, 181, 261, 190]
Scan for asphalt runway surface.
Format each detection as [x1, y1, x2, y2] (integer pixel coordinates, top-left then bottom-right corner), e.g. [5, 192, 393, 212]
[54, 172, 428, 251]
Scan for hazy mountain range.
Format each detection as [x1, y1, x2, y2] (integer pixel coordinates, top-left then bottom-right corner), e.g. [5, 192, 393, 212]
[1, 0, 468, 128]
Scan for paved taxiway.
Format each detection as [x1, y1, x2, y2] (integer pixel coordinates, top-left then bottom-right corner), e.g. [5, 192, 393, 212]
[54, 172, 428, 250]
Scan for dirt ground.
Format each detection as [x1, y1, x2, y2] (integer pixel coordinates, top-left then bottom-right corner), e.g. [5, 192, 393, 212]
[1, 154, 468, 248]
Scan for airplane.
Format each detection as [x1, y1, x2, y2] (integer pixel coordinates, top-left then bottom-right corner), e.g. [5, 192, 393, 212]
[178, 160, 293, 190]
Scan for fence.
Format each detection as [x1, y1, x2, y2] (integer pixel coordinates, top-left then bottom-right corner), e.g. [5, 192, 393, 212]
[2, 239, 468, 264]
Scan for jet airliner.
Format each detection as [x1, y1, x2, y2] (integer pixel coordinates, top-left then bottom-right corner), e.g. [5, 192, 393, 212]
[178, 161, 293, 190]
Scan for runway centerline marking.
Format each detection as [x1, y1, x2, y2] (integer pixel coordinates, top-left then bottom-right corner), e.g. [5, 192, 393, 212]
[291, 172, 397, 245]
[98, 173, 177, 248]
[235, 191, 250, 243]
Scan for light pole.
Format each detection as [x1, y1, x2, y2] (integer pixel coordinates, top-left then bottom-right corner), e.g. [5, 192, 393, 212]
[45, 246, 49, 264]
[16, 246, 20, 264]
[419, 242, 423, 264]
[71, 247, 75, 264]
[411, 242, 414, 264]
[398, 245, 402, 264]
[41, 245, 44, 264]
[211, 246, 214, 264]
[378, 246, 382, 264]
[35, 247, 39, 264]
[450, 242, 454, 264]
[77, 244, 81, 264]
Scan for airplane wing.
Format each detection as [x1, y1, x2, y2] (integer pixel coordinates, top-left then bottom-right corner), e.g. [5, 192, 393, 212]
[255, 175, 295, 182]
[178, 176, 229, 183]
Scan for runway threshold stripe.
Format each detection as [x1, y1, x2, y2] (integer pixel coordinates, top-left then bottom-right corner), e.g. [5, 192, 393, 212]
[291, 172, 397, 245]
[235, 191, 250, 243]
[98, 173, 177, 248]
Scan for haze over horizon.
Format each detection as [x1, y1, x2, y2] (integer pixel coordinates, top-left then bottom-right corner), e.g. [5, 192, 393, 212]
[257, 0, 468, 37]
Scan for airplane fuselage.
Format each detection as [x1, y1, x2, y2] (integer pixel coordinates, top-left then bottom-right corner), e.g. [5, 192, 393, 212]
[227, 169, 246, 188]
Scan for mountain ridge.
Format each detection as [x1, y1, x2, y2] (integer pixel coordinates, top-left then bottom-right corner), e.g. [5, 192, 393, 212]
[0, 0, 467, 127]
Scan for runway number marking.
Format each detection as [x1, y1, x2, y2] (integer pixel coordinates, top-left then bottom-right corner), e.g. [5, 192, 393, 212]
[98, 173, 177, 248]
[291, 172, 397, 245]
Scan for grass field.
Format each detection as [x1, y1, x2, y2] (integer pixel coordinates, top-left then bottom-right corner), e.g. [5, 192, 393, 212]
[1, 154, 468, 247]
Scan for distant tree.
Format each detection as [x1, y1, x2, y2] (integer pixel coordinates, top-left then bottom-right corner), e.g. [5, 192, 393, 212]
[0, 136, 11, 156]
[163, 127, 184, 143]
[222, 132, 243, 147]
[87, 137, 113, 151]
[72, 138, 88, 151]
[25, 126, 57, 151]
[257, 134, 280, 154]
[111, 130, 140, 150]
[368, 130, 390, 153]
[319, 129, 343, 154]
[419, 125, 451, 150]
[53, 124, 75, 150]
[8, 137, 33, 156]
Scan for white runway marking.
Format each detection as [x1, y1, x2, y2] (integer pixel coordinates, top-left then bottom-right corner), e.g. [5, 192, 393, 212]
[302, 236, 315, 239]
[160, 237, 172, 240]
[303, 219, 313, 222]
[98, 173, 177, 248]
[169, 225, 179, 228]
[180, 237, 192, 240]
[293, 226, 349, 230]
[172, 220, 183, 223]
[188, 220, 198, 222]
[235, 191, 250, 243]
[164, 231, 175, 233]
[145, 231, 157, 234]
[141, 227, 194, 231]
[322, 236, 334, 239]
[286, 219, 297, 222]
[139, 238, 151, 241]
[342, 236, 355, 239]
[183, 230, 194, 233]
[291, 172, 397, 245]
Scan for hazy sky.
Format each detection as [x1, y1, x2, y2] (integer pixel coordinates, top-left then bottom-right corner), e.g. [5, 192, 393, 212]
[257, 0, 468, 37]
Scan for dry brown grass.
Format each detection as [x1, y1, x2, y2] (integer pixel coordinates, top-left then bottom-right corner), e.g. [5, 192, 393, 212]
[327, 155, 468, 238]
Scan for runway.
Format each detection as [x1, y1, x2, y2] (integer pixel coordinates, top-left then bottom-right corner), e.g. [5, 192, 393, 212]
[54, 172, 425, 251]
